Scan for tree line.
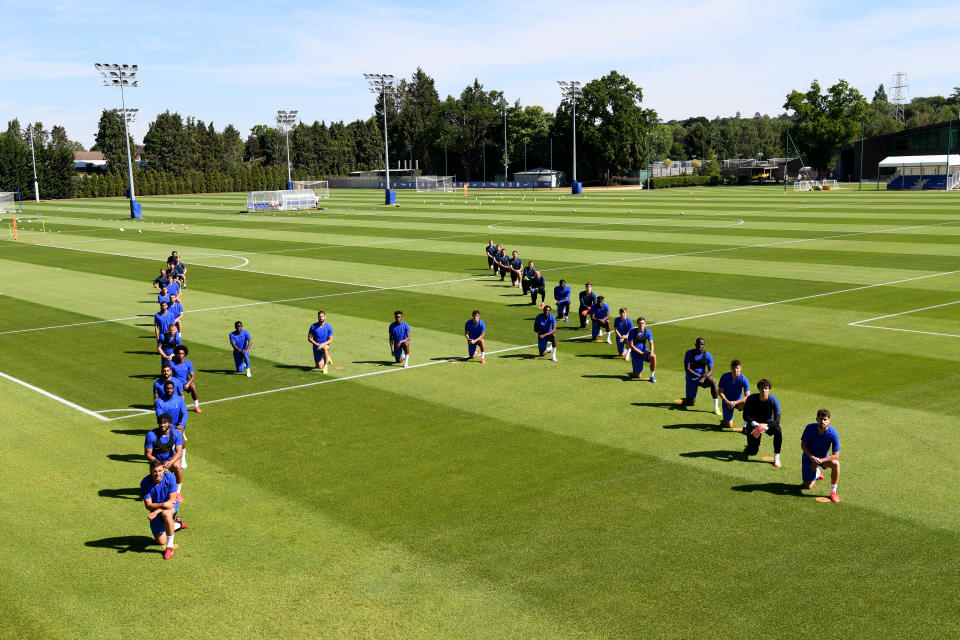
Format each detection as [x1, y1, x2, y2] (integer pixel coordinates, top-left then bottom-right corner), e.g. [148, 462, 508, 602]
[2, 70, 958, 200]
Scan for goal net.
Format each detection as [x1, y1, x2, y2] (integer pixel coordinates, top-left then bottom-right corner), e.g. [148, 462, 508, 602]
[291, 180, 329, 199]
[246, 189, 319, 213]
[0, 191, 22, 214]
[793, 180, 814, 192]
[415, 175, 455, 192]
[819, 179, 838, 190]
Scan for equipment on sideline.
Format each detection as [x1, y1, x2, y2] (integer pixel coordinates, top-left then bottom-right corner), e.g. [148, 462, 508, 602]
[0, 191, 22, 214]
[291, 180, 329, 199]
[246, 190, 319, 213]
[415, 175, 455, 193]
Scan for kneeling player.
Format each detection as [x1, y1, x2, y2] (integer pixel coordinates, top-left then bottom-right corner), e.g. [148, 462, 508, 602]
[141, 459, 186, 560]
[717, 359, 749, 428]
[553, 279, 571, 322]
[308, 310, 334, 374]
[171, 345, 200, 414]
[389, 310, 411, 368]
[534, 304, 558, 361]
[743, 378, 782, 466]
[800, 408, 840, 502]
[628, 317, 656, 382]
[590, 296, 611, 343]
[682, 337, 720, 414]
[144, 413, 184, 497]
[529, 270, 546, 307]
[228, 321, 253, 376]
[613, 308, 633, 359]
[464, 310, 486, 363]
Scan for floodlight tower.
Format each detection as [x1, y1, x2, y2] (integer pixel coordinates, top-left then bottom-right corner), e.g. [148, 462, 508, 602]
[28, 127, 39, 202]
[95, 63, 141, 218]
[558, 80, 583, 194]
[276, 109, 298, 189]
[891, 72, 908, 122]
[503, 98, 508, 184]
[365, 73, 396, 204]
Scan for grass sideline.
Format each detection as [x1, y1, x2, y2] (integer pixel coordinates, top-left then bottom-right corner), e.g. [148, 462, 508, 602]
[2, 186, 959, 639]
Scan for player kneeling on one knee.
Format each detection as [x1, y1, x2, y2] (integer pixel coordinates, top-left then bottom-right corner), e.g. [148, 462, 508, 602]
[743, 378, 782, 466]
[718, 359, 749, 428]
[141, 458, 186, 560]
[682, 337, 720, 414]
[628, 317, 656, 382]
[464, 310, 487, 363]
[308, 310, 334, 373]
[534, 304, 558, 361]
[144, 413, 184, 501]
[800, 408, 840, 502]
[389, 310, 411, 368]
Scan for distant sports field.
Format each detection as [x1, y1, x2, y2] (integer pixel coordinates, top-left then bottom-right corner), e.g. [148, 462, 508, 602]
[2, 186, 958, 638]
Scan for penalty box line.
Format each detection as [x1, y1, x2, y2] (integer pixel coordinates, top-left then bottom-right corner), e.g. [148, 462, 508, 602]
[848, 300, 960, 339]
[0, 370, 108, 421]
[100, 268, 960, 419]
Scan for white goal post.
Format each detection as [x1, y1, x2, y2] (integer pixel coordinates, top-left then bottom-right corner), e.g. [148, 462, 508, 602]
[819, 179, 838, 190]
[246, 189, 319, 213]
[291, 180, 329, 199]
[793, 181, 814, 192]
[415, 175, 455, 193]
[0, 191, 22, 214]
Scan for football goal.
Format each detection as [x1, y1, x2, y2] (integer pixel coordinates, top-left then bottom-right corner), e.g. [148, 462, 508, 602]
[246, 189, 319, 213]
[291, 180, 329, 199]
[415, 175, 455, 192]
[0, 191, 22, 213]
[793, 180, 814, 192]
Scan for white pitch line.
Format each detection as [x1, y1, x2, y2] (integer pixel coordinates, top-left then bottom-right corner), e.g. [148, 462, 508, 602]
[847, 300, 960, 325]
[488, 216, 744, 233]
[0, 370, 108, 421]
[849, 325, 960, 339]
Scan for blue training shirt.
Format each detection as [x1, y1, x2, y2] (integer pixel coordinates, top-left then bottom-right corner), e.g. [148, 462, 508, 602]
[388, 321, 410, 344]
[591, 303, 610, 319]
[140, 471, 178, 504]
[718, 372, 750, 401]
[158, 331, 181, 357]
[534, 313, 556, 335]
[309, 322, 333, 345]
[229, 329, 252, 350]
[169, 358, 194, 383]
[144, 428, 183, 460]
[684, 349, 714, 380]
[154, 393, 188, 427]
[153, 376, 184, 397]
[166, 281, 180, 298]
[801, 424, 840, 459]
[154, 311, 175, 335]
[465, 319, 486, 340]
[614, 316, 633, 338]
[630, 327, 653, 351]
[554, 285, 571, 303]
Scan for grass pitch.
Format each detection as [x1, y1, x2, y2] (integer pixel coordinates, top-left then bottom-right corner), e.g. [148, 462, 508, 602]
[1, 186, 959, 639]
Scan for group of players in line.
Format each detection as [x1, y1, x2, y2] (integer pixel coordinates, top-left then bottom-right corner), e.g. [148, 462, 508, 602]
[485, 240, 841, 503]
[138, 238, 845, 559]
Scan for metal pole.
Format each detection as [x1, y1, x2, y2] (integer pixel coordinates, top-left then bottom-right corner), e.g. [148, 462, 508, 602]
[382, 89, 390, 189]
[946, 117, 953, 191]
[444, 141, 448, 177]
[646, 133, 651, 191]
[119, 80, 136, 201]
[28, 127, 39, 202]
[503, 104, 508, 183]
[572, 99, 577, 182]
[550, 138, 553, 173]
[783, 126, 789, 192]
[483, 140, 486, 182]
[858, 121, 864, 192]
[285, 128, 292, 187]
[524, 139, 527, 173]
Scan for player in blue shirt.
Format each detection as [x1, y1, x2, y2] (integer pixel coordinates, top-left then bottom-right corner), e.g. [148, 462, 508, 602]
[170, 345, 200, 414]
[528, 270, 546, 307]
[491, 244, 504, 278]
[145, 412, 184, 495]
[683, 337, 720, 414]
[801, 408, 840, 502]
[308, 310, 334, 374]
[743, 378, 782, 465]
[590, 296, 612, 343]
[171, 253, 187, 288]
[508, 251, 523, 289]
[388, 311, 412, 368]
[154, 301, 174, 341]
[157, 326, 181, 369]
[522, 261, 537, 296]
[155, 381, 188, 431]
[229, 320, 253, 377]
[553, 279, 571, 323]
[464, 309, 486, 363]
[157, 286, 171, 306]
[485, 240, 497, 271]
[153, 364, 184, 400]
[628, 317, 657, 382]
[613, 308, 633, 359]
[168, 296, 184, 335]
[164, 273, 181, 300]
[497, 249, 512, 282]
[577, 282, 596, 329]
[141, 459, 186, 559]
[534, 304, 558, 361]
[153, 268, 170, 292]
[717, 359, 750, 429]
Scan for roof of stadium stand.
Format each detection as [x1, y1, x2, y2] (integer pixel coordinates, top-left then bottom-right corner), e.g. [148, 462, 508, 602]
[878, 155, 960, 167]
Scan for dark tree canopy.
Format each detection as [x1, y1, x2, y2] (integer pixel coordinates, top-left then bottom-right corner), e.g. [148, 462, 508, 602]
[784, 79, 868, 173]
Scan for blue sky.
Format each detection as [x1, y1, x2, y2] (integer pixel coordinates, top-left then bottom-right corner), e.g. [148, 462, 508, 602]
[3, 0, 957, 148]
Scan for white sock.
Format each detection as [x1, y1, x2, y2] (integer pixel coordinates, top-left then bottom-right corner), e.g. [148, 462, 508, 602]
[176, 483, 182, 493]
[173, 521, 182, 531]
[714, 398, 719, 409]
[166, 533, 175, 548]
[773, 454, 780, 464]
[830, 483, 838, 493]
[551, 348, 557, 361]
[180, 450, 186, 466]
[481, 352, 485, 358]
[194, 401, 199, 408]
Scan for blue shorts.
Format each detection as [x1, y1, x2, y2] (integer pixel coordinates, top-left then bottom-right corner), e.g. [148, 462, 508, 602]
[468, 341, 479, 357]
[392, 344, 405, 360]
[801, 456, 821, 483]
[312, 346, 327, 363]
[616, 338, 627, 354]
[721, 403, 740, 422]
[537, 337, 549, 353]
[685, 377, 709, 399]
[149, 502, 179, 536]
[631, 352, 646, 374]
[233, 351, 249, 371]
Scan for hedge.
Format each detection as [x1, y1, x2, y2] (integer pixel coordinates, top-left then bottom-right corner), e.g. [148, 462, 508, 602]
[648, 174, 722, 189]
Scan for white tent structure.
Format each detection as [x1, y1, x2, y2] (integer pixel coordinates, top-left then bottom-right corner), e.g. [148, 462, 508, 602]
[878, 155, 960, 190]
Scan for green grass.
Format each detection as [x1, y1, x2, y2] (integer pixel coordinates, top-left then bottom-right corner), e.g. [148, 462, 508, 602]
[2, 186, 959, 639]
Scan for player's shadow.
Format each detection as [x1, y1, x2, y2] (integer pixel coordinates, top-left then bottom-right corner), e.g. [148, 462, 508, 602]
[507, 302, 535, 307]
[134, 323, 154, 327]
[680, 450, 763, 464]
[352, 360, 397, 368]
[125, 350, 158, 356]
[84, 535, 159, 554]
[632, 401, 685, 410]
[575, 353, 621, 360]
[582, 373, 632, 381]
[500, 353, 540, 360]
[199, 368, 237, 375]
[663, 422, 724, 432]
[274, 364, 316, 372]
[126, 403, 154, 410]
[129, 373, 158, 380]
[98, 487, 141, 500]
[111, 428, 148, 436]
[731, 482, 807, 497]
[107, 453, 145, 464]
